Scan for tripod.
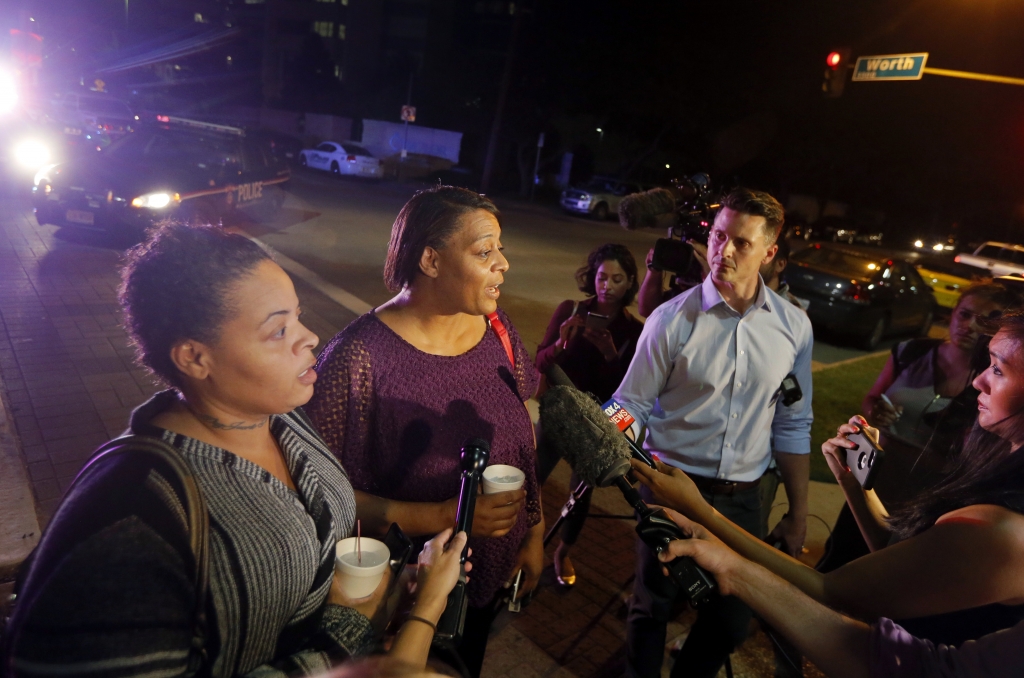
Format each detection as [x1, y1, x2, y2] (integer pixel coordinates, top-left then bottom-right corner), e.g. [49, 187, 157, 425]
[542, 477, 634, 547]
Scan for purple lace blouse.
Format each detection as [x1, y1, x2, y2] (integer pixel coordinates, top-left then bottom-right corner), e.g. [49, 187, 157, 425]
[305, 309, 541, 607]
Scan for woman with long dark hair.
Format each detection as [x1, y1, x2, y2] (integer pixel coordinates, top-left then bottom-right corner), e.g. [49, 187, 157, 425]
[534, 243, 643, 587]
[629, 311, 1024, 647]
[306, 186, 542, 678]
[810, 283, 1021, 565]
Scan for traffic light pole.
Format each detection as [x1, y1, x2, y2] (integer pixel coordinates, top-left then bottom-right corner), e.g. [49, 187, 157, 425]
[922, 67, 1024, 88]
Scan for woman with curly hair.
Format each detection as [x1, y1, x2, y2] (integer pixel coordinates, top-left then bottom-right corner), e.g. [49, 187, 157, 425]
[534, 243, 644, 587]
[2, 223, 465, 677]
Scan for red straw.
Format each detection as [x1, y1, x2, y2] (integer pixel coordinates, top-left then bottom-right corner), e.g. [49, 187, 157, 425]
[357, 519, 362, 565]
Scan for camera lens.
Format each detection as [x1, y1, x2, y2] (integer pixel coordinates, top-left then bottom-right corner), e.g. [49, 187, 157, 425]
[858, 452, 867, 469]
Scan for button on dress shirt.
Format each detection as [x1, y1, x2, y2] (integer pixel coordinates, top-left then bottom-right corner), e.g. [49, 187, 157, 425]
[614, 275, 814, 482]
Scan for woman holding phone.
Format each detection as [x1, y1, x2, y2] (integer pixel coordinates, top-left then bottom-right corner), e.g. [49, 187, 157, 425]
[629, 311, 1024, 647]
[820, 283, 1019, 570]
[534, 243, 643, 587]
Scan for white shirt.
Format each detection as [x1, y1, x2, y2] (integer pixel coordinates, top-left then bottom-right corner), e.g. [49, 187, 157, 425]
[614, 275, 814, 482]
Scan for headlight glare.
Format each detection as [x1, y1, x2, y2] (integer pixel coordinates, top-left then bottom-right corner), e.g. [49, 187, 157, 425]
[13, 139, 50, 169]
[131, 192, 180, 209]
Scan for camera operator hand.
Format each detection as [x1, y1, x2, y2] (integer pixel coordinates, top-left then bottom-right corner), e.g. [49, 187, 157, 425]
[687, 240, 711, 280]
[629, 458, 714, 524]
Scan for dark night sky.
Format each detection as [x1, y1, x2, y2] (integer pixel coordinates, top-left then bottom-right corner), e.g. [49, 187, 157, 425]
[17, 0, 1024, 239]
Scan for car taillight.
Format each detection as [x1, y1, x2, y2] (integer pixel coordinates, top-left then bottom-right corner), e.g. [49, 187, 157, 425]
[954, 254, 961, 263]
[842, 281, 871, 305]
[347, 154, 356, 162]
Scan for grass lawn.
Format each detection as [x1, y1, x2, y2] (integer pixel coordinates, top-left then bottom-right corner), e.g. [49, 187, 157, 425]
[809, 353, 890, 483]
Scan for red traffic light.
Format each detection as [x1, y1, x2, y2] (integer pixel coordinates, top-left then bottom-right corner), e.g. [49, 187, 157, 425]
[827, 51, 843, 69]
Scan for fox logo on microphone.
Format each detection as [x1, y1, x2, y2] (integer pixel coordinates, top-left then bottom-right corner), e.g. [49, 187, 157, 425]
[602, 399, 636, 432]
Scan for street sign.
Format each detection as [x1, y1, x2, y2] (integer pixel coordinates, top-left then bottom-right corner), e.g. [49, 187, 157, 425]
[401, 105, 416, 122]
[853, 53, 928, 82]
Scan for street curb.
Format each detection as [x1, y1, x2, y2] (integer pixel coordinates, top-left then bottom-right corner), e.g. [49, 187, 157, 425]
[0, 378, 40, 581]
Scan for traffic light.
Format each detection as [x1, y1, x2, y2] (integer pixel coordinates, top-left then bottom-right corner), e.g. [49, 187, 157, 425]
[823, 48, 851, 98]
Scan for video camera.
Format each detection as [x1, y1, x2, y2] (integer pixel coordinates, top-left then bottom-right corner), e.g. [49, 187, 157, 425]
[619, 173, 721, 277]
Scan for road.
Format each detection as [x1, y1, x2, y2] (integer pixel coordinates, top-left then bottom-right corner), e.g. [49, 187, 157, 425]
[15, 169, 937, 363]
[238, 171, 922, 363]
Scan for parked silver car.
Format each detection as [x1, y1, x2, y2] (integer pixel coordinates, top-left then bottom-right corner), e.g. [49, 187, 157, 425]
[560, 177, 643, 221]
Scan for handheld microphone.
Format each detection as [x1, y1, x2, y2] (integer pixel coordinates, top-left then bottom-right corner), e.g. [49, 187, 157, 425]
[618, 187, 678, 231]
[546, 364, 656, 469]
[434, 438, 489, 647]
[538, 384, 716, 605]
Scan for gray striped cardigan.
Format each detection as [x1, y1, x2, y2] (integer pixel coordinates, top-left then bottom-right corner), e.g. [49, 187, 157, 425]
[6, 390, 372, 677]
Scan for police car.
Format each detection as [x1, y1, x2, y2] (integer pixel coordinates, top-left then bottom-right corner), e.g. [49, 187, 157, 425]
[32, 116, 289, 238]
[298, 140, 383, 179]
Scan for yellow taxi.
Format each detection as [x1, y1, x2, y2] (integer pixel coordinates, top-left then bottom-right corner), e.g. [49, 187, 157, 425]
[915, 256, 990, 310]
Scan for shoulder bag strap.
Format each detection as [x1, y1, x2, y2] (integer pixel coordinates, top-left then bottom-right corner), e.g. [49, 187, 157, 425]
[486, 312, 515, 369]
[4, 436, 210, 675]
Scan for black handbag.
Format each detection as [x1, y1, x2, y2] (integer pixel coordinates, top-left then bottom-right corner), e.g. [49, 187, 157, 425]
[1, 436, 210, 676]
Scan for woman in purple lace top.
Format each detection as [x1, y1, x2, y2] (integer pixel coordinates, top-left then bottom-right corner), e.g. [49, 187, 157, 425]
[306, 186, 542, 678]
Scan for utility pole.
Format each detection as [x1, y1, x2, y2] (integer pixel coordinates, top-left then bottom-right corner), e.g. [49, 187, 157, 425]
[401, 68, 414, 162]
[529, 132, 544, 202]
[480, 3, 524, 194]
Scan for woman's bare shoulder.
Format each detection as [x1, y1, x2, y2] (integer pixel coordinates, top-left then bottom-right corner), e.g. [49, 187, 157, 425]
[937, 504, 1022, 526]
[936, 504, 1024, 553]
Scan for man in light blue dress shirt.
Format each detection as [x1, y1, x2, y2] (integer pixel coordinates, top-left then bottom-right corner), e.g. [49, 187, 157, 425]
[615, 188, 814, 678]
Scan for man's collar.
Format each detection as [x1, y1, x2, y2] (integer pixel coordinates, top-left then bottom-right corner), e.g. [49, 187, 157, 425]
[701, 274, 773, 315]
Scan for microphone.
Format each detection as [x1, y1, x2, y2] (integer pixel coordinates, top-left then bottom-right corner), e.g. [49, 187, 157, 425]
[545, 364, 656, 469]
[434, 438, 489, 647]
[618, 187, 677, 231]
[537, 383, 632, 488]
[539, 384, 716, 605]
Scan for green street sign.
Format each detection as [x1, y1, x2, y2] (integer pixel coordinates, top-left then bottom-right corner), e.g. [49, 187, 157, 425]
[853, 53, 929, 81]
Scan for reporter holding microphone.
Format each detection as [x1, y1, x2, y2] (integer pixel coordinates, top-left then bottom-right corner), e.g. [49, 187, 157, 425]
[654, 509, 1024, 678]
[306, 187, 543, 678]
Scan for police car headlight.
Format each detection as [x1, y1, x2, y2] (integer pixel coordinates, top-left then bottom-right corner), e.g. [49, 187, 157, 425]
[131, 192, 180, 209]
[13, 139, 50, 170]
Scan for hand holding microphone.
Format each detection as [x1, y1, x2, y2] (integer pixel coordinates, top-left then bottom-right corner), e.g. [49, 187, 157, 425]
[628, 458, 714, 526]
[538, 378, 716, 605]
[434, 439, 489, 647]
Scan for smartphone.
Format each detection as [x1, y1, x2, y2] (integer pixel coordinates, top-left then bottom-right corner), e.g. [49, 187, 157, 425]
[585, 311, 611, 330]
[382, 522, 414, 596]
[845, 425, 884, 490]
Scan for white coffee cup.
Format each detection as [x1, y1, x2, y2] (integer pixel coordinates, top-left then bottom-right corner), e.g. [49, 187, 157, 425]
[335, 537, 390, 599]
[481, 464, 525, 495]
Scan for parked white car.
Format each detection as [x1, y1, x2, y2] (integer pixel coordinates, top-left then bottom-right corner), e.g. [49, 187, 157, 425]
[299, 141, 383, 179]
[560, 177, 644, 221]
[955, 241, 1024, 277]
